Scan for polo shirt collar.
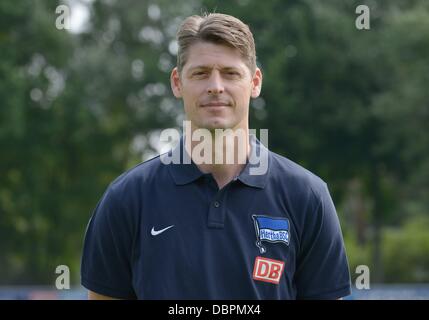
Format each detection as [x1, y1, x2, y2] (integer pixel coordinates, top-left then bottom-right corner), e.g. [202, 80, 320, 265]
[166, 139, 204, 185]
[167, 135, 270, 189]
[237, 135, 270, 189]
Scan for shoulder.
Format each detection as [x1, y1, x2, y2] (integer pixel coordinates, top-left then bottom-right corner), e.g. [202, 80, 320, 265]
[268, 151, 328, 201]
[90, 154, 169, 227]
[106, 154, 167, 199]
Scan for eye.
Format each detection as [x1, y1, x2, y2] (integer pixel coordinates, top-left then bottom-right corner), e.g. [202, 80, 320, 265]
[225, 71, 241, 78]
[192, 71, 208, 76]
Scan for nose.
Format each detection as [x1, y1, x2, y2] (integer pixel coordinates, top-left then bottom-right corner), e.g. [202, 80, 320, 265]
[207, 71, 224, 95]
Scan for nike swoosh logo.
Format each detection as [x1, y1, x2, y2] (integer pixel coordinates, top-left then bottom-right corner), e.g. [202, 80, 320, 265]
[151, 225, 174, 236]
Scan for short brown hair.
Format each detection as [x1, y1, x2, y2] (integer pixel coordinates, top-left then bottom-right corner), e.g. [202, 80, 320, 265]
[176, 13, 256, 75]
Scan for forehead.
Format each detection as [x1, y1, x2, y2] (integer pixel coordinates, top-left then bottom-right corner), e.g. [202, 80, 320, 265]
[184, 41, 248, 71]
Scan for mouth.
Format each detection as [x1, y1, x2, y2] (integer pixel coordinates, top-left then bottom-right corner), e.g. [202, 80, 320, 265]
[200, 101, 232, 108]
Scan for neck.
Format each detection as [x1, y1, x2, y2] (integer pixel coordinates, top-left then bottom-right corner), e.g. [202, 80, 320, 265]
[185, 124, 250, 189]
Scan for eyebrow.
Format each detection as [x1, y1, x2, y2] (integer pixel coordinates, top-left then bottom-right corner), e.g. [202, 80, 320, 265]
[187, 65, 243, 72]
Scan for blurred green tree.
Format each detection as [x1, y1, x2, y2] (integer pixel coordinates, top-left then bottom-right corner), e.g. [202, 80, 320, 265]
[201, 0, 429, 282]
[1, 0, 428, 284]
[0, 0, 194, 284]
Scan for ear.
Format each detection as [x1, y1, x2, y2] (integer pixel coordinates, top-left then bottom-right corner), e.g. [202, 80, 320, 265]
[250, 67, 262, 98]
[170, 67, 183, 98]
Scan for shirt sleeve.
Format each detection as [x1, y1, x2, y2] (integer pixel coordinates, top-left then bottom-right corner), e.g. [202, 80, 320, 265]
[295, 183, 351, 299]
[81, 186, 137, 299]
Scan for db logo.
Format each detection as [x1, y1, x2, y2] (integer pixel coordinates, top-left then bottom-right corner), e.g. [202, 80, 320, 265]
[252, 256, 285, 284]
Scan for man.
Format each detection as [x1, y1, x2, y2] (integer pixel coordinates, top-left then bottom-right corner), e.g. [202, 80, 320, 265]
[81, 13, 351, 299]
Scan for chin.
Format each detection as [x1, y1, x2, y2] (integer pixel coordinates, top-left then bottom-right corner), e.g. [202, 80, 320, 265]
[194, 117, 227, 130]
[204, 121, 233, 131]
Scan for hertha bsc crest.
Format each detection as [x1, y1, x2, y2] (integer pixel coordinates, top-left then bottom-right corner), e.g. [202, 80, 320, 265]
[252, 215, 290, 254]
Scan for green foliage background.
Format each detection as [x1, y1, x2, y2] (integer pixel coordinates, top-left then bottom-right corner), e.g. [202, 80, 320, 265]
[0, 0, 428, 285]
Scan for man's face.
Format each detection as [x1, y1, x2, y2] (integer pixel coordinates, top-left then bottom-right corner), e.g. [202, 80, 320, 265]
[171, 41, 262, 131]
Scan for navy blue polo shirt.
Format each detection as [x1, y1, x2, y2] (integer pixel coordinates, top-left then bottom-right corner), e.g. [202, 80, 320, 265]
[81, 136, 351, 299]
